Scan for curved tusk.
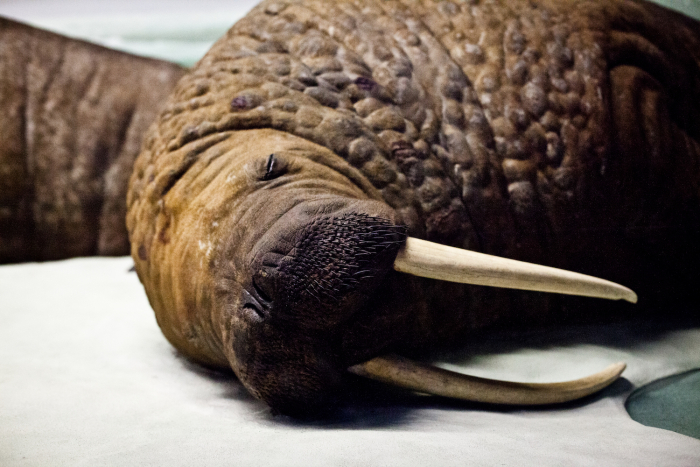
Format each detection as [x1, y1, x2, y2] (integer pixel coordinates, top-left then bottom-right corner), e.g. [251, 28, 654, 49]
[348, 354, 626, 405]
[394, 237, 637, 303]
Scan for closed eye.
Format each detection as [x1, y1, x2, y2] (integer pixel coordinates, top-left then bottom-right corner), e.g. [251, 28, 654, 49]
[265, 153, 276, 179]
[261, 153, 287, 181]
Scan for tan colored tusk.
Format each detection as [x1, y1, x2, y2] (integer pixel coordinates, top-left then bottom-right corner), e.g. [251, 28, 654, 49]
[394, 237, 637, 303]
[348, 354, 626, 405]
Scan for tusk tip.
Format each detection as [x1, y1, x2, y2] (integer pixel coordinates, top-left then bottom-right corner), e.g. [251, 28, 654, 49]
[610, 361, 627, 377]
[594, 361, 626, 389]
[624, 290, 638, 304]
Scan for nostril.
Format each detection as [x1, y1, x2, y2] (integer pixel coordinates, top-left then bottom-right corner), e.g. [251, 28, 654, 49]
[253, 275, 274, 304]
[243, 303, 265, 320]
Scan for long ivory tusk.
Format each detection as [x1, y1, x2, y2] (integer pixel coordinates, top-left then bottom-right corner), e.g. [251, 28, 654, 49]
[348, 354, 626, 405]
[394, 237, 637, 303]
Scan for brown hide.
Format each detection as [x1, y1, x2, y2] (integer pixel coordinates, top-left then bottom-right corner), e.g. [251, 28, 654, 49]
[0, 17, 185, 262]
[124, 0, 700, 413]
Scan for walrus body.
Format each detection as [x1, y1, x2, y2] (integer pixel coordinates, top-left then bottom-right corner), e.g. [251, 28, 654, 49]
[0, 18, 185, 263]
[123, 0, 700, 413]
[2, 0, 700, 414]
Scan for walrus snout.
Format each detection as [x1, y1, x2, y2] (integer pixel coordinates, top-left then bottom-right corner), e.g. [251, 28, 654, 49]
[229, 197, 406, 414]
[248, 198, 406, 328]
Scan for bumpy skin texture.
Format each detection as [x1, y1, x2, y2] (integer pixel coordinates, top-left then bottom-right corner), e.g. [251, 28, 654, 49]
[0, 18, 185, 262]
[126, 0, 700, 413]
[123, 0, 699, 413]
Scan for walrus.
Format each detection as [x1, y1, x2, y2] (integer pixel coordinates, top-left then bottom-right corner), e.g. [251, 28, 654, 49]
[1, 0, 699, 416]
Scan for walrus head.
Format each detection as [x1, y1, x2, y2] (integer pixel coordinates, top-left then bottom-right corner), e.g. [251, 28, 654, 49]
[197, 130, 405, 414]
[222, 192, 406, 414]
[129, 128, 634, 416]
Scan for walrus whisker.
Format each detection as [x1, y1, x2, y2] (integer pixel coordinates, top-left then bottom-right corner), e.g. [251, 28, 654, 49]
[394, 238, 638, 303]
[349, 354, 626, 405]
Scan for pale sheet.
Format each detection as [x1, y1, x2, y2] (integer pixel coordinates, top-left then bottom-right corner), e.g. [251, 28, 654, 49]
[1, 258, 699, 466]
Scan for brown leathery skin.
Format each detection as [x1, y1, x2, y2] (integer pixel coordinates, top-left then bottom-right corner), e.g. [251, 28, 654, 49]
[127, 0, 700, 412]
[0, 18, 185, 263]
[121, 0, 700, 413]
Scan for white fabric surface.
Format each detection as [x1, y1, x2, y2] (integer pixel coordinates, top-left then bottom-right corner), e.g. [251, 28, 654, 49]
[1, 257, 699, 466]
[0, 1, 258, 66]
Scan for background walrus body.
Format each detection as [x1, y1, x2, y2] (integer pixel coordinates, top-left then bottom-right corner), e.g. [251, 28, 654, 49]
[120, 0, 700, 413]
[0, 18, 185, 262]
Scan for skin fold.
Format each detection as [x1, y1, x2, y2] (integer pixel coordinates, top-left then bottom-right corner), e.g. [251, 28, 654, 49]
[2, 0, 700, 414]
